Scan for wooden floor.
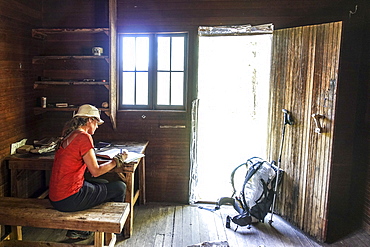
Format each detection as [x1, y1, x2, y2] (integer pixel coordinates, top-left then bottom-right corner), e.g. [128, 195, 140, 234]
[116, 203, 370, 247]
[22, 203, 370, 247]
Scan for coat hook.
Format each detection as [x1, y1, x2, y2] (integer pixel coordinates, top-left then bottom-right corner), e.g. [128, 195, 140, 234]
[312, 114, 325, 134]
[349, 5, 358, 18]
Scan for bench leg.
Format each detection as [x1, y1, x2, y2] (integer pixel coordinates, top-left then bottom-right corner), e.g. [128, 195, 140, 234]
[94, 232, 104, 247]
[94, 232, 116, 247]
[105, 233, 116, 247]
[10, 226, 22, 240]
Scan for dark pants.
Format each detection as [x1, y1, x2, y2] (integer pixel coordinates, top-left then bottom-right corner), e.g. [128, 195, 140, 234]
[50, 180, 126, 212]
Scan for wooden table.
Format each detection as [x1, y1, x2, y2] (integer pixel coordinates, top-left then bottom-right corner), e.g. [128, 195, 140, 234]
[6, 141, 148, 239]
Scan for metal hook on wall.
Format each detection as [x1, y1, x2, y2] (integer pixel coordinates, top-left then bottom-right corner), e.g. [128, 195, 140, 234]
[349, 5, 358, 18]
[312, 114, 325, 134]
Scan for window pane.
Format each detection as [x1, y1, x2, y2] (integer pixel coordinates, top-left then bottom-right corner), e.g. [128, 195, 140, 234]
[119, 33, 186, 109]
[157, 37, 170, 71]
[136, 72, 148, 105]
[171, 37, 185, 71]
[122, 37, 136, 71]
[121, 72, 135, 104]
[171, 72, 184, 105]
[136, 37, 149, 71]
[157, 72, 170, 105]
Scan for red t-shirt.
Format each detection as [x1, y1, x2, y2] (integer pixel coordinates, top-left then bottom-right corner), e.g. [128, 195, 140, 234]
[49, 131, 94, 202]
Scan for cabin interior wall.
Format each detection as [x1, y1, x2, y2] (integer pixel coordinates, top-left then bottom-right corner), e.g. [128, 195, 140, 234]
[0, 0, 368, 242]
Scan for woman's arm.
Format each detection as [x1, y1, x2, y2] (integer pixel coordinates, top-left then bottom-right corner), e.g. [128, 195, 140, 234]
[83, 149, 119, 177]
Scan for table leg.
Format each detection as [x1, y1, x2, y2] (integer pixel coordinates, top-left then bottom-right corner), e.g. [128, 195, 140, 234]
[123, 172, 134, 238]
[139, 157, 146, 204]
[10, 170, 18, 197]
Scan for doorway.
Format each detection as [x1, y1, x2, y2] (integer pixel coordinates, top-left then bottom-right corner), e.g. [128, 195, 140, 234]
[192, 29, 273, 202]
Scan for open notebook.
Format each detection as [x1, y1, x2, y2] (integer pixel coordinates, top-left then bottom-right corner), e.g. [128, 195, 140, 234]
[95, 149, 145, 163]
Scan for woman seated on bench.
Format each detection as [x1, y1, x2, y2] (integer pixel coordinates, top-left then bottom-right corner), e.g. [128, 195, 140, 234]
[48, 104, 127, 240]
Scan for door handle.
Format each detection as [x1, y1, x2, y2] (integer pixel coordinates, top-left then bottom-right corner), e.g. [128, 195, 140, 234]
[312, 114, 325, 134]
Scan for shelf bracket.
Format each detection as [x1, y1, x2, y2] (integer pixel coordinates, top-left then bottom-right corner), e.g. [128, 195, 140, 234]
[32, 30, 47, 40]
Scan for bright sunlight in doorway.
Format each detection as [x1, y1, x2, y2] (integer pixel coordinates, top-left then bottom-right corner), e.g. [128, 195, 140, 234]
[193, 32, 272, 202]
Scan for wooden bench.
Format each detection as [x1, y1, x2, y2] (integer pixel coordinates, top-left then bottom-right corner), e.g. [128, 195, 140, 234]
[0, 197, 129, 247]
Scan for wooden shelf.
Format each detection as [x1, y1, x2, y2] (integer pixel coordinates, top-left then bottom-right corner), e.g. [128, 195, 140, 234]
[30, 4, 117, 130]
[34, 81, 109, 89]
[34, 107, 110, 116]
[32, 55, 109, 64]
[32, 28, 109, 39]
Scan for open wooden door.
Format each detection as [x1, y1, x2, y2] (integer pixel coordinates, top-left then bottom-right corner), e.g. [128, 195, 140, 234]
[109, 0, 117, 129]
[267, 22, 342, 242]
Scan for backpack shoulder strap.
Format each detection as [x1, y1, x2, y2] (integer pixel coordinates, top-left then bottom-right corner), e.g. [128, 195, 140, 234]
[230, 157, 264, 197]
[230, 162, 248, 197]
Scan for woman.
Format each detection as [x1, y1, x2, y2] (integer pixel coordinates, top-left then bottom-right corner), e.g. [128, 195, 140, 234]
[49, 104, 127, 240]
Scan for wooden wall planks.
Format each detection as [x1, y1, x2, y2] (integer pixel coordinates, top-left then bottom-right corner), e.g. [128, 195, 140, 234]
[267, 7, 370, 241]
[326, 3, 370, 241]
[0, 0, 43, 238]
[96, 111, 191, 203]
[362, 5, 370, 236]
[267, 22, 342, 242]
[41, 0, 108, 28]
[117, 0, 351, 30]
[0, 0, 43, 197]
[33, 0, 359, 207]
[0, 0, 368, 243]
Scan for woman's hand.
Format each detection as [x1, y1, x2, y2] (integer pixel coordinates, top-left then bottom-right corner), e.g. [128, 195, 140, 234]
[83, 148, 117, 177]
[113, 151, 128, 168]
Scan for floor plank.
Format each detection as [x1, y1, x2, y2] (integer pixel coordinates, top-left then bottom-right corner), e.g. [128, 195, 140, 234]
[117, 203, 370, 247]
[21, 203, 370, 247]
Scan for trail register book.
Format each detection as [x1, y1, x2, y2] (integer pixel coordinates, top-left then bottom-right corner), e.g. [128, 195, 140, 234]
[96, 149, 145, 163]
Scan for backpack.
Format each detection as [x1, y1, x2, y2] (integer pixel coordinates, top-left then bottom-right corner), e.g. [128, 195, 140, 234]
[201, 157, 283, 230]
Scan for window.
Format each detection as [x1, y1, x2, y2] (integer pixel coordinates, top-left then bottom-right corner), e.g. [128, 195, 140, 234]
[118, 33, 188, 110]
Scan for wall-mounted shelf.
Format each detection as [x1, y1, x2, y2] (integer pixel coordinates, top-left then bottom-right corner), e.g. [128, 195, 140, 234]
[34, 107, 110, 116]
[32, 26, 115, 128]
[32, 28, 109, 39]
[31, 0, 117, 129]
[32, 56, 109, 64]
[34, 81, 109, 89]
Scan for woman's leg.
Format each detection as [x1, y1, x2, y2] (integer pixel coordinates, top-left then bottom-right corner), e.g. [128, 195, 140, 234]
[105, 180, 126, 202]
[50, 181, 107, 212]
[50, 181, 125, 240]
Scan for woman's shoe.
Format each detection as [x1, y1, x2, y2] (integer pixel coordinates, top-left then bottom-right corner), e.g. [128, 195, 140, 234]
[66, 230, 92, 240]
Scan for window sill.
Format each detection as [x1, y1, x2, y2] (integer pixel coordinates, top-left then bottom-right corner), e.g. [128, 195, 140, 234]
[117, 109, 187, 113]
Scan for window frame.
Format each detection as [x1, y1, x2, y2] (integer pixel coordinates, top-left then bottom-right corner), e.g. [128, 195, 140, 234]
[118, 32, 188, 111]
